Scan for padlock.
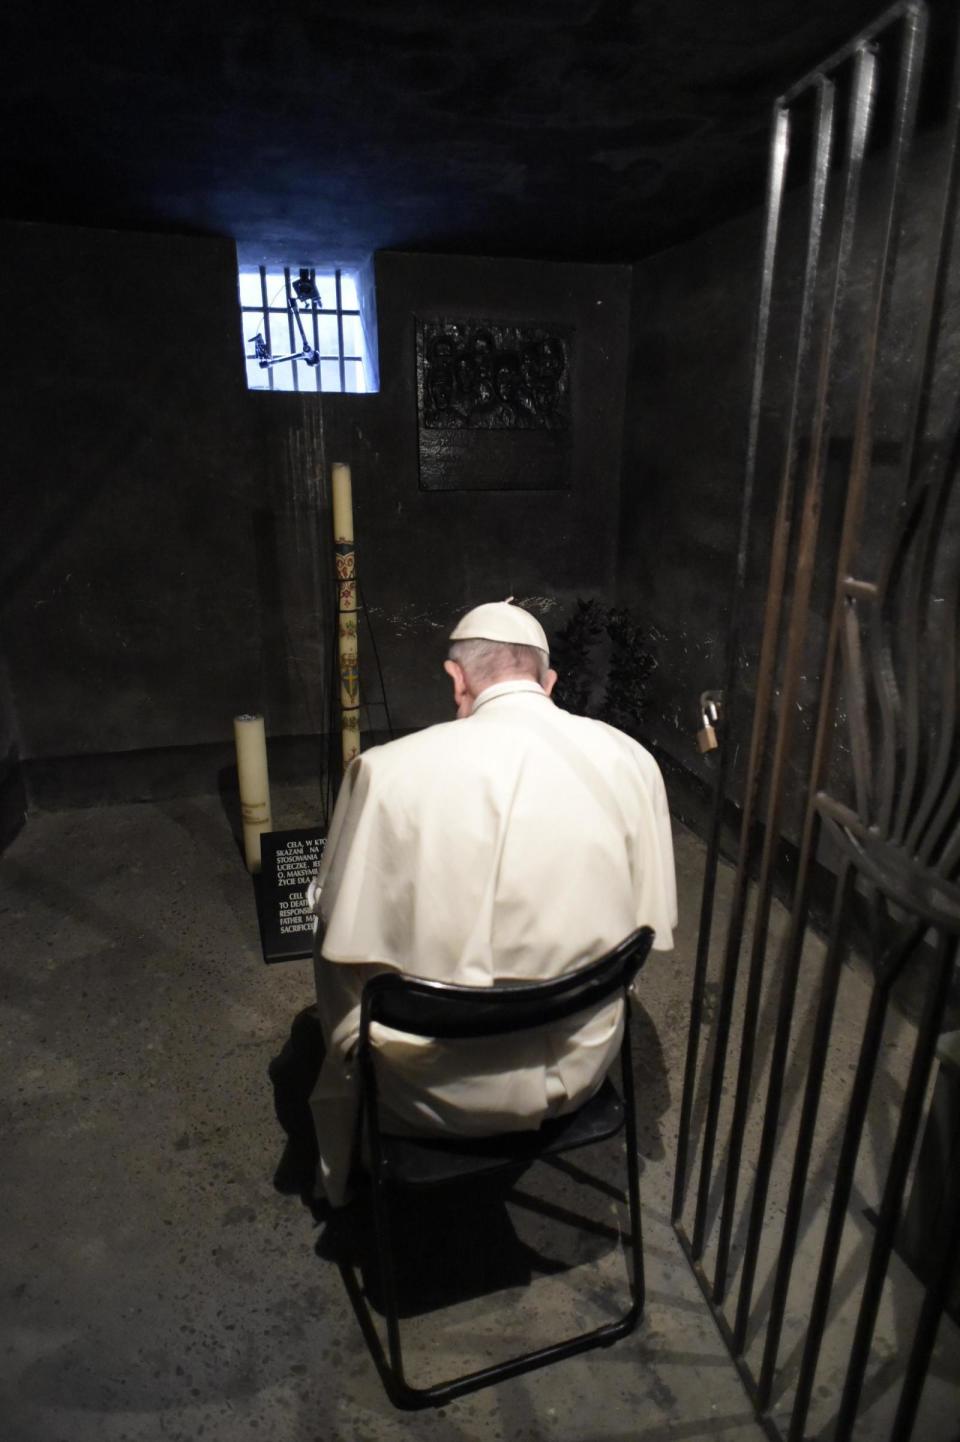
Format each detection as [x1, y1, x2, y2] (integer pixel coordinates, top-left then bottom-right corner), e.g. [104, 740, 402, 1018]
[697, 689, 723, 753]
[697, 711, 719, 753]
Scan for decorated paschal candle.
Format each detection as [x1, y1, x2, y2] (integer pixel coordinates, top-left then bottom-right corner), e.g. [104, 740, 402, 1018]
[331, 462, 360, 768]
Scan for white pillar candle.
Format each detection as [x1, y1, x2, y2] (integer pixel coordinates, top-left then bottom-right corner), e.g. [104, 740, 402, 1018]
[331, 461, 354, 547]
[233, 713, 272, 872]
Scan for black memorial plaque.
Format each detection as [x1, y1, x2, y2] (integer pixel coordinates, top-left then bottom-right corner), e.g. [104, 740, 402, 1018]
[259, 828, 326, 963]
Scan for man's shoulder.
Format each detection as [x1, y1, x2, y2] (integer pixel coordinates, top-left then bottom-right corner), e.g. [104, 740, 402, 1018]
[552, 704, 654, 754]
[549, 706, 665, 780]
[353, 718, 471, 774]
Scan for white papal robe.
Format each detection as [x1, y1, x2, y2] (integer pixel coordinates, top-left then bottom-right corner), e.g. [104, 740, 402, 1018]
[308, 679, 677, 1205]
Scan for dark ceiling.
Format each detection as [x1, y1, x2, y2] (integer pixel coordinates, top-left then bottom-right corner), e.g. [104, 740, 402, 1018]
[2, 0, 892, 265]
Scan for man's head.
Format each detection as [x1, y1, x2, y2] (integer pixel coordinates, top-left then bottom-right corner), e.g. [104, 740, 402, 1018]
[444, 600, 557, 718]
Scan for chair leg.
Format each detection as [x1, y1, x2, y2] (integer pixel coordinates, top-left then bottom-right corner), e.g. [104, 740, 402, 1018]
[360, 1052, 644, 1405]
[361, 1146, 643, 1407]
[368, 1172, 416, 1403]
[621, 1013, 645, 1321]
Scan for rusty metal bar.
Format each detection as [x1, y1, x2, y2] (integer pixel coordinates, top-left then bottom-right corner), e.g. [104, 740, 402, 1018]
[773, 25, 929, 1441]
[749, 859, 849, 1406]
[843, 577, 879, 600]
[862, 8, 927, 847]
[841, 594, 875, 821]
[712, 72, 848, 1306]
[890, 13, 960, 845]
[671, 101, 791, 1226]
[889, 1100, 960, 1441]
[891, 435, 960, 851]
[782, 988, 892, 1439]
[831, 931, 959, 1440]
[907, 510, 960, 856]
[908, 403, 960, 867]
[727, 41, 879, 1341]
[716, 9, 929, 1414]
[672, 6, 960, 1440]
[689, 80, 835, 1266]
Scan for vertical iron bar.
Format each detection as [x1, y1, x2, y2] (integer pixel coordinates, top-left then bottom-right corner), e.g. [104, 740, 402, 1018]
[897, 387, 960, 869]
[753, 861, 852, 1404]
[831, 933, 959, 1441]
[259, 264, 274, 393]
[621, 1003, 646, 1316]
[689, 91, 829, 1265]
[871, 11, 929, 842]
[752, 9, 928, 1411]
[783, 982, 893, 1442]
[712, 75, 840, 1305]
[888, 417, 960, 856]
[311, 271, 322, 393]
[730, 45, 879, 1345]
[907, 455, 960, 854]
[840, 593, 875, 819]
[891, 13, 960, 844]
[284, 267, 300, 393]
[667, 9, 960, 1442]
[335, 269, 347, 393]
[889, 1101, 960, 1442]
[757, 914, 926, 1410]
[671, 104, 791, 1225]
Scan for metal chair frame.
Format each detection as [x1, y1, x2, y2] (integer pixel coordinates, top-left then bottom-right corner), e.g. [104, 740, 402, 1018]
[352, 926, 654, 1408]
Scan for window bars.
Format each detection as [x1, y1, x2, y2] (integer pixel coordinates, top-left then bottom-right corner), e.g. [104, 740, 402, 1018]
[672, 4, 960, 1439]
[240, 265, 365, 394]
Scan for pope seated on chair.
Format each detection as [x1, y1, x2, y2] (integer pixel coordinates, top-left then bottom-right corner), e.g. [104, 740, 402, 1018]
[306, 598, 678, 1207]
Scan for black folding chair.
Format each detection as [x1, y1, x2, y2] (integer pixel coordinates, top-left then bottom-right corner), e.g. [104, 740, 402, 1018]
[352, 925, 655, 1408]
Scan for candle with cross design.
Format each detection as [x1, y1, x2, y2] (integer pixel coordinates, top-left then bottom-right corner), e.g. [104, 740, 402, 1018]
[331, 461, 360, 769]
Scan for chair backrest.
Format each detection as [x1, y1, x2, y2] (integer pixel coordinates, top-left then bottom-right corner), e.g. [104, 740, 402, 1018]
[358, 926, 654, 1044]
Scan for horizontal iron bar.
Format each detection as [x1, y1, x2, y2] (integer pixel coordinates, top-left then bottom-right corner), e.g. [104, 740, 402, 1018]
[779, 1, 918, 105]
[842, 577, 879, 599]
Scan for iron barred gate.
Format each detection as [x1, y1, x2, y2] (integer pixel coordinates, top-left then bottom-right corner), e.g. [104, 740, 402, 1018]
[672, 3, 960, 1439]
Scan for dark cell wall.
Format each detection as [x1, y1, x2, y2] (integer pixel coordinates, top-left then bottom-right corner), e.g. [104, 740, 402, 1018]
[0, 653, 25, 848]
[0, 222, 263, 767]
[618, 208, 760, 799]
[0, 224, 631, 803]
[317, 250, 632, 730]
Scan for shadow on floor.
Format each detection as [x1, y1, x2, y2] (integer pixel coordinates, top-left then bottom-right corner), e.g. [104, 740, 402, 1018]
[269, 996, 667, 1325]
[316, 1180, 560, 1317]
[269, 1005, 323, 1200]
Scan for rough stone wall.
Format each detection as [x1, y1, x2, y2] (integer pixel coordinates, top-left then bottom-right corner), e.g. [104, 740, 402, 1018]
[317, 249, 632, 731]
[0, 222, 262, 767]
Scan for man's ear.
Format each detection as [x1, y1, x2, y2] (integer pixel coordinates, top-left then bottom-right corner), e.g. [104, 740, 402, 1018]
[444, 658, 466, 701]
[543, 668, 558, 697]
[444, 658, 473, 718]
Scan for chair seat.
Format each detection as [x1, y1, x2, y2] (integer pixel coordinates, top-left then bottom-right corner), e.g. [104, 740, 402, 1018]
[377, 1078, 625, 1188]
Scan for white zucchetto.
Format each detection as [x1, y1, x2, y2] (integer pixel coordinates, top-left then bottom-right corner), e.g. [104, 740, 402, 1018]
[449, 599, 549, 655]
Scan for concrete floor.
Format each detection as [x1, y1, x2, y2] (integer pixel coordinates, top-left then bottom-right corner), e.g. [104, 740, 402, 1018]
[0, 782, 911, 1442]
